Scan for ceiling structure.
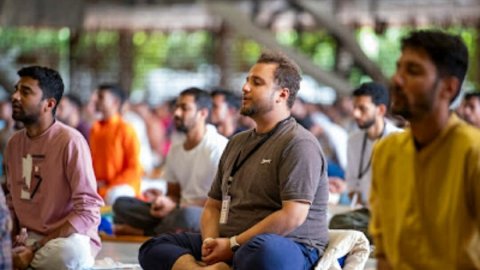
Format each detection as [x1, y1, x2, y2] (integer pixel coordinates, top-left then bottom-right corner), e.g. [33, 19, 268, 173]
[0, 0, 479, 95]
[2, 0, 479, 31]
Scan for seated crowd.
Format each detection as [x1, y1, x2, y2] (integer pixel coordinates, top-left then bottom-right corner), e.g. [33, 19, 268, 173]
[0, 29, 479, 270]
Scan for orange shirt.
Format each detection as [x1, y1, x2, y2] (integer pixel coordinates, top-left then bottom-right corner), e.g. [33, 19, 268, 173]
[90, 114, 142, 198]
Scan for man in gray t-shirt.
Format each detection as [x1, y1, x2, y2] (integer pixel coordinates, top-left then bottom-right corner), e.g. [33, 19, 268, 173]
[138, 51, 329, 270]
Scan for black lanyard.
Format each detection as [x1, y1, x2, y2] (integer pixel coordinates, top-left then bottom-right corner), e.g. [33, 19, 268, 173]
[356, 133, 372, 179]
[357, 122, 386, 179]
[225, 117, 291, 194]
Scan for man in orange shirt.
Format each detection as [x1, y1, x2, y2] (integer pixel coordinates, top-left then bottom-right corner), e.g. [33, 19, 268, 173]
[89, 84, 142, 205]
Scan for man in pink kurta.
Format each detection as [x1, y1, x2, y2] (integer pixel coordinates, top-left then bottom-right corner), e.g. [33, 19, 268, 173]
[5, 66, 103, 270]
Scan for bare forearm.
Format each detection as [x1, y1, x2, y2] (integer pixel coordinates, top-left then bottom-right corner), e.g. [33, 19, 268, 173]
[201, 199, 221, 239]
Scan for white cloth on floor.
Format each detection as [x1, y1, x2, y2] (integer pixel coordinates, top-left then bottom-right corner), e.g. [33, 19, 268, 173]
[93, 257, 141, 269]
[315, 229, 370, 270]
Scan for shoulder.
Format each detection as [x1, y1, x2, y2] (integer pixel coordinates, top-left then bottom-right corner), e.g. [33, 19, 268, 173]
[226, 128, 251, 146]
[278, 120, 323, 156]
[451, 121, 480, 148]
[348, 130, 364, 143]
[204, 125, 228, 147]
[52, 121, 89, 148]
[376, 129, 410, 152]
[384, 120, 403, 135]
[282, 119, 318, 144]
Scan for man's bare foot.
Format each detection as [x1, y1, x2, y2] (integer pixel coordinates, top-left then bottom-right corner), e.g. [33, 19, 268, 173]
[113, 224, 144, 236]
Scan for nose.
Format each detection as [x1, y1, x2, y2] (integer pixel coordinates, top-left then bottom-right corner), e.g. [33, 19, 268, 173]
[242, 82, 250, 94]
[391, 70, 404, 88]
[173, 107, 182, 118]
[11, 90, 20, 101]
[352, 108, 361, 119]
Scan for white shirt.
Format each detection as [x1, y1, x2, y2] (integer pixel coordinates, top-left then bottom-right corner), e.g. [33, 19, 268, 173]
[345, 119, 402, 206]
[163, 124, 228, 205]
[123, 111, 155, 174]
[311, 112, 349, 169]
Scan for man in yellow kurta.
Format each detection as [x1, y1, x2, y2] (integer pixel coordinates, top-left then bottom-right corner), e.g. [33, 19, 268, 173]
[369, 30, 480, 269]
[90, 84, 142, 205]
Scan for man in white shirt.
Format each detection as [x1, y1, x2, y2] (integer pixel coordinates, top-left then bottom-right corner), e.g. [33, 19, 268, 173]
[113, 88, 228, 236]
[330, 82, 401, 240]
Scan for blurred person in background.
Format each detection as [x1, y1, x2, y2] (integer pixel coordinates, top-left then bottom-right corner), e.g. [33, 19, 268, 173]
[113, 88, 227, 236]
[122, 100, 155, 176]
[0, 185, 12, 269]
[210, 88, 242, 138]
[461, 92, 480, 128]
[56, 93, 91, 141]
[329, 82, 401, 241]
[370, 30, 480, 269]
[90, 83, 142, 205]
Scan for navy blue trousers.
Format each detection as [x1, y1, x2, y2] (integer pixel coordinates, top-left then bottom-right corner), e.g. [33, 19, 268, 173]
[139, 232, 320, 270]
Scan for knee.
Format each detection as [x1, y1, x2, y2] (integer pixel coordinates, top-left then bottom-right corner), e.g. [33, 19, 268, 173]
[138, 234, 177, 267]
[112, 196, 132, 215]
[32, 235, 93, 270]
[139, 235, 170, 257]
[234, 234, 300, 270]
[105, 185, 135, 205]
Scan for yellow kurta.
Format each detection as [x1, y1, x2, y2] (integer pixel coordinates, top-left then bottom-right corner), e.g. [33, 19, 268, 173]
[369, 114, 480, 269]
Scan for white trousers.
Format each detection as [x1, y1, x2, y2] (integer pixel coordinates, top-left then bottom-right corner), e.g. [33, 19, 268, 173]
[28, 233, 94, 270]
[104, 184, 136, 205]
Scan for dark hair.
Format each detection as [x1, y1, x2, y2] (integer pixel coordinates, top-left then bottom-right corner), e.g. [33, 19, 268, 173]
[465, 92, 480, 101]
[17, 66, 64, 115]
[63, 93, 83, 110]
[352, 82, 389, 107]
[256, 51, 302, 108]
[401, 30, 469, 103]
[211, 88, 241, 110]
[180, 87, 212, 112]
[98, 83, 127, 105]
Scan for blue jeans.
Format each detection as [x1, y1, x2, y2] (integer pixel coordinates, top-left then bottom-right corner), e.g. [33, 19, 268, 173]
[139, 232, 320, 270]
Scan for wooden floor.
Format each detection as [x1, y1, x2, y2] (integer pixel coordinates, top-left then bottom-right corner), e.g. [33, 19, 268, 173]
[94, 239, 376, 270]
[94, 241, 142, 269]
[92, 204, 377, 269]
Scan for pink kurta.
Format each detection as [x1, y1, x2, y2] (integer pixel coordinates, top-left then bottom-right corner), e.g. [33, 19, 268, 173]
[4, 121, 104, 255]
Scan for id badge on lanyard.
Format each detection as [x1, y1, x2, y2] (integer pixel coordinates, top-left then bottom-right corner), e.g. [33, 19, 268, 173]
[220, 176, 233, 224]
[219, 195, 231, 224]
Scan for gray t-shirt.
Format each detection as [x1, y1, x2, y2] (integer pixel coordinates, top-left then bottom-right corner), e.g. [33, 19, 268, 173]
[208, 117, 329, 252]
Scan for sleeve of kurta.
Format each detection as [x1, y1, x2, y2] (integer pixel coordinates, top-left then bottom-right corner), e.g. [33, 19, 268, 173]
[112, 125, 143, 187]
[369, 142, 385, 257]
[65, 137, 104, 233]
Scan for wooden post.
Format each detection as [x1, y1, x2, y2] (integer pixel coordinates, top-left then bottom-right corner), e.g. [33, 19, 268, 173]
[119, 29, 134, 94]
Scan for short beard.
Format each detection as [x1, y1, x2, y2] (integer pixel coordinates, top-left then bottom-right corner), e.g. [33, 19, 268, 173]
[240, 106, 256, 117]
[357, 117, 375, 130]
[13, 113, 39, 125]
[175, 124, 189, 133]
[393, 78, 440, 121]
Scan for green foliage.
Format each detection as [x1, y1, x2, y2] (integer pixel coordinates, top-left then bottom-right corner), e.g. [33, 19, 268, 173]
[0, 27, 68, 66]
[132, 30, 214, 90]
[0, 24, 478, 93]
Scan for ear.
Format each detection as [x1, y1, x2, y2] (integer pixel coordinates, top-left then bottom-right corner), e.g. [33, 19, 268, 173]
[441, 76, 460, 102]
[198, 107, 209, 119]
[377, 104, 387, 116]
[277, 87, 290, 104]
[46, 97, 57, 112]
